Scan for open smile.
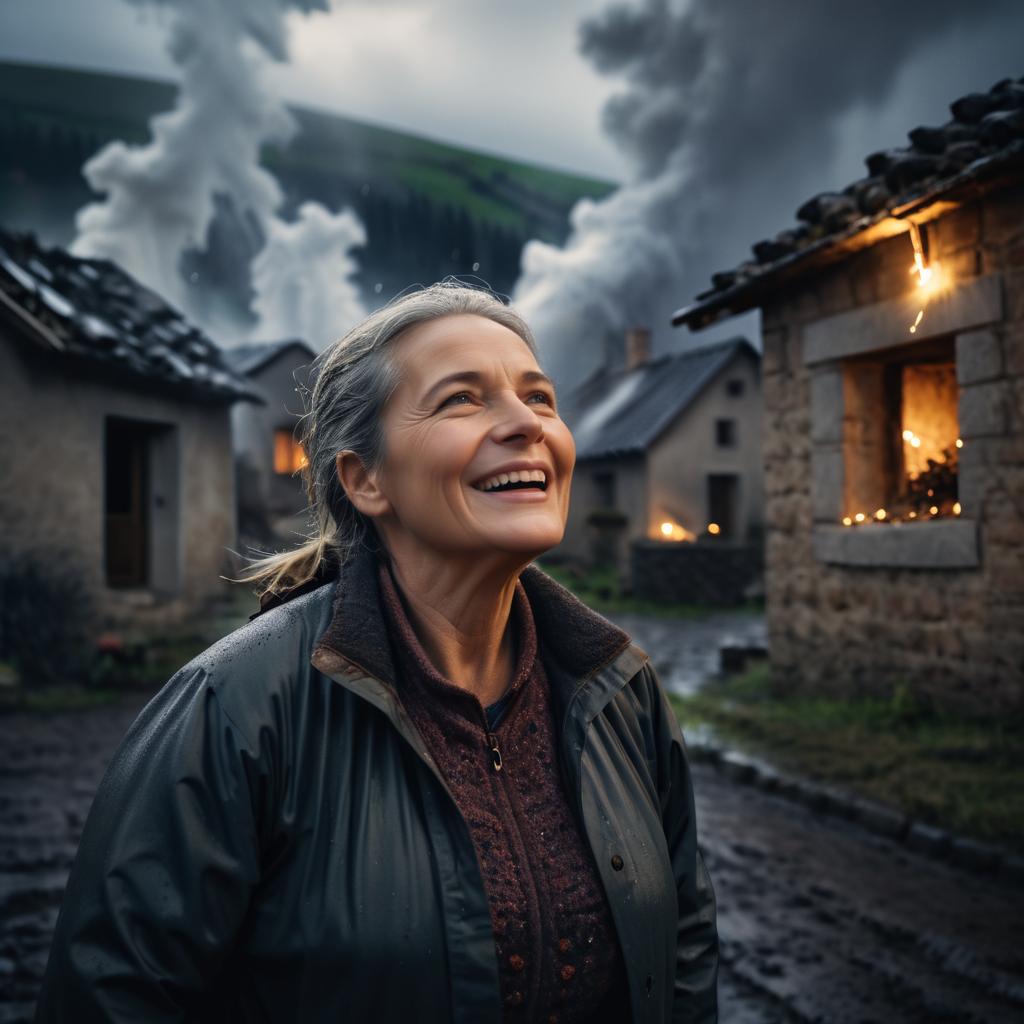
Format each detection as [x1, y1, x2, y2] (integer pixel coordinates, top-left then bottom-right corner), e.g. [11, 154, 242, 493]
[471, 468, 548, 493]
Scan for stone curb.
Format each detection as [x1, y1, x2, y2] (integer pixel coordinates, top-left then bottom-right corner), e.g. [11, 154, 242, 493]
[687, 737, 1023, 886]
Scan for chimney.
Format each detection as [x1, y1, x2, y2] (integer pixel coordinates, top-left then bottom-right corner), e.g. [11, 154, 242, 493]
[625, 327, 651, 371]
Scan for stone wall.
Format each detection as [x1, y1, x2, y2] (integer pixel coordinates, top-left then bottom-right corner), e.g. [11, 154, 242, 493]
[0, 337, 238, 629]
[631, 539, 763, 606]
[761, 183, 1024, 714]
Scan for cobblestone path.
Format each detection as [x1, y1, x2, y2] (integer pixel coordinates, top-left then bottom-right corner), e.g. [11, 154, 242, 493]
[3, 610, 1022, 1023]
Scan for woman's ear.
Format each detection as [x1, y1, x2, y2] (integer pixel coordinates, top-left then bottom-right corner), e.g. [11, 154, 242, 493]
[336, 451, 391, 518]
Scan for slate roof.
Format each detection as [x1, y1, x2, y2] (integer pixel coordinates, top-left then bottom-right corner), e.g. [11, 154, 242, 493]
[674, 75, 1024, 330]
[566, 337, 757, 460]
[0, 228, 255, 403]
[223, 338, 317, 378]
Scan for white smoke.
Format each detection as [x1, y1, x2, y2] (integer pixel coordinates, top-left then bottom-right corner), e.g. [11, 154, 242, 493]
[515, 0, 1018, 390]
[71, 0, 367, 345]
[252, 202, 366, 348]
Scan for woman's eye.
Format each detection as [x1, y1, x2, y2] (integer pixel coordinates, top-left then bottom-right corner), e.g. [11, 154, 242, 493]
[528, 391, 554, 406]
[440, 392, 473, 408]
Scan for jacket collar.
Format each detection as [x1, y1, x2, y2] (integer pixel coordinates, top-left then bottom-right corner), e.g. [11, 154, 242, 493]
[310, 545, 634, 695]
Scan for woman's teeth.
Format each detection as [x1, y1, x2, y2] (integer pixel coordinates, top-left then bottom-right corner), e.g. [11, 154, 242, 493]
[476, 469, 548, 492]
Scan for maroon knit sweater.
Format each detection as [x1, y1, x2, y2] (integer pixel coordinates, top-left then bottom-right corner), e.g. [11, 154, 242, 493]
[379, 567, 628, 1024]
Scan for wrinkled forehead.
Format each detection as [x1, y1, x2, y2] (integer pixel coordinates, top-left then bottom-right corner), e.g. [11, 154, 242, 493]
[389, 314, 541, 389]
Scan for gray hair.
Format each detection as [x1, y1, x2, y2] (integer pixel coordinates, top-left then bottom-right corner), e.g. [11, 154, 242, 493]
[239, 282, 538, 598]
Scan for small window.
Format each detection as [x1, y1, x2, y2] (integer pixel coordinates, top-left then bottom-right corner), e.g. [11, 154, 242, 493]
[274, 428, 307, 475]
[715, 418, 737, 447]
[592, 471, 617, 508]
[726, 378, 745, 397]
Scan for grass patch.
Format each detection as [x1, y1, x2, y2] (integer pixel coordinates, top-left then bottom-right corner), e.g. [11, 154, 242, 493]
[670, 662, 1024, 853]
[536, 562, 762, 619]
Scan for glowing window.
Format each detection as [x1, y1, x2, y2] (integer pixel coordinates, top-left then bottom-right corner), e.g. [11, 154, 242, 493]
[274, 428, 307, 475]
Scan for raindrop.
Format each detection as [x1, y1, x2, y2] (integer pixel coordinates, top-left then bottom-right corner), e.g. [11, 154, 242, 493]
[189, 271, 199, 284]
[374, 282, 383, 294]
[472, 262, 480, 272]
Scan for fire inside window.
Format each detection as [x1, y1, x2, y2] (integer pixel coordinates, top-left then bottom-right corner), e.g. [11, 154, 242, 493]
[840, 337, 960, 527]
[274, 428, 307, 475]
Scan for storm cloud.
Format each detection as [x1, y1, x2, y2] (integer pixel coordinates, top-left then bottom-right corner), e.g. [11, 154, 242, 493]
[515, 0, 1024, 388]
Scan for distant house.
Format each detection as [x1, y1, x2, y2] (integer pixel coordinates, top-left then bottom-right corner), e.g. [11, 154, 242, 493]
[561, 328, 763, 593]
[0, 228, 254, 627]
[674, 76, 1024, 713]
[223, 339, 316, 539]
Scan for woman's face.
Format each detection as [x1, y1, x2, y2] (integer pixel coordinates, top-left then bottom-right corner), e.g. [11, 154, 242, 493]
[366, 313, 575, 564]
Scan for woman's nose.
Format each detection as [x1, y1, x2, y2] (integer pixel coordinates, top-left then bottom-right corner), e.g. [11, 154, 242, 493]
[492, 394, 545, 444]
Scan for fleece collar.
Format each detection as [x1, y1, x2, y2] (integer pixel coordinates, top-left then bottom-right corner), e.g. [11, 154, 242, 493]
[310, 545, 632, 694]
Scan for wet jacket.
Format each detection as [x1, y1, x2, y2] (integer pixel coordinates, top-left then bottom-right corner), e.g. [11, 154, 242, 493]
[35, 550, 718, 1023]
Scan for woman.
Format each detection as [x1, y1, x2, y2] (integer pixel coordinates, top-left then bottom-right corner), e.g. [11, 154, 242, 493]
[36, 284, 718, 1023]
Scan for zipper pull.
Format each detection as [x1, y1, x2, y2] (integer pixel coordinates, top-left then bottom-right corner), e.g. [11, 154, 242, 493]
[489, 736, 503, 772]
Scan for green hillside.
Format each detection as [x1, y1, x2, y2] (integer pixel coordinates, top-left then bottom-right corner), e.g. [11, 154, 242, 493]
[0, 60, 615, 306]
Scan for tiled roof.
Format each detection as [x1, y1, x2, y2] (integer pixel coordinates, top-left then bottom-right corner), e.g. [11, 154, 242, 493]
[0, 228, 255, 402]
[674, 75, 1024, 329]
[566, 337, 757, 460]
[223, 338, 316, 378]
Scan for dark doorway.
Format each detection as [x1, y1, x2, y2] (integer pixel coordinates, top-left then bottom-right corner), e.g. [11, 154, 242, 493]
[105, 418, 149, 587]
[707, 473, 739, 539]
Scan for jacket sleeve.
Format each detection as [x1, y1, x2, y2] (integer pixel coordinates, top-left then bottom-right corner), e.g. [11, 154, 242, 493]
[646, 664, 719, 1023]
[35, 665, 266, 1023]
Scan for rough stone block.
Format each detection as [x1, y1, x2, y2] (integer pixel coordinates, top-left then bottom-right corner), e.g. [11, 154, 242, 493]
[948, 836, 1001, 871]
[810, 448, 845, 523]
[955, 329, 1002, 385]
[761, 328, 788, 375]
[804, 273, 1004, 366]
[906, 821, 951, 857]
[959, 380, 1011, 438]
[809, 369, 844, 443]
[812, 520, 980, 569]
[852, 798, 908, 840]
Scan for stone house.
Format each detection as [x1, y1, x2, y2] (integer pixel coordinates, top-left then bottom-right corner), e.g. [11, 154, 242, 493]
[224, 339, 316, 539]
[674, 76, 1024, 713]
[560, 329, 764, 599]
[0, 228, 254, 628]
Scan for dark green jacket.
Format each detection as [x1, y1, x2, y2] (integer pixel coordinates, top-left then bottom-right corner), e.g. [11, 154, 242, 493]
[36, 550, 718, 1022]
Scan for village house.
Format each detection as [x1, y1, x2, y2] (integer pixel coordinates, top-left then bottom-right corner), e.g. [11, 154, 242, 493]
[674, 76, 1024, 713]
[0, 228, 254, 628]
[560, 328, 764, 603]
[223, 338, 316, 542]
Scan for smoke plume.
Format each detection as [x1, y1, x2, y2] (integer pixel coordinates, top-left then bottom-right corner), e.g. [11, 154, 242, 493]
[72, 0, 367, 346]
[514, 0, 1016, 389]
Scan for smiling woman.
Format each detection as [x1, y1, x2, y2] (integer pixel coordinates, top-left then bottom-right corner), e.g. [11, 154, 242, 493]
[35, 283, 719, 1024]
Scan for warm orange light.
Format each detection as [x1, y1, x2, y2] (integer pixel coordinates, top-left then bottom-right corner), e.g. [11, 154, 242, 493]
[842, 516, 853, 527]
[875, 508, 887, 521]
[854, 512, 866, 523]
[707, 522, 721, 536]
[929, 505, 939, 516]
[953, 502, 962, 515]
[909, 511, 917, 519]
[955, 438, 963, 448]
[274, 428, 307, 475]
[658, 520, 694, 542]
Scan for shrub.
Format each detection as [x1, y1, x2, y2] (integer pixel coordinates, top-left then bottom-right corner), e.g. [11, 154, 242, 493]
[0, 558, 93, 686]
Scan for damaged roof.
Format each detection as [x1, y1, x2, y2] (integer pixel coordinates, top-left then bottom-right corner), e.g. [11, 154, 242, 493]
[674, 74, 1024, 330]
[566, 337, 757, 461]
[223, 338, 317, 378]
[0, 227, 255, 403]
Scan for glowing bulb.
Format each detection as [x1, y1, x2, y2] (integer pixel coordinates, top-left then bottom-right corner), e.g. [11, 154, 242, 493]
[929, 505, 939, 516]
[909, 510, 917, 519]
[875, 508, 887, 520]
[953, 502, 962, 515]
[842, 516, 853, 527]
[854, 512, 866, 523]
[660, 522, 673, 537]
[911, 437, 921, 448]
[902, 429, 914, 441]
[955, 438, 963, 449]
[707, 522, 721, 536]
